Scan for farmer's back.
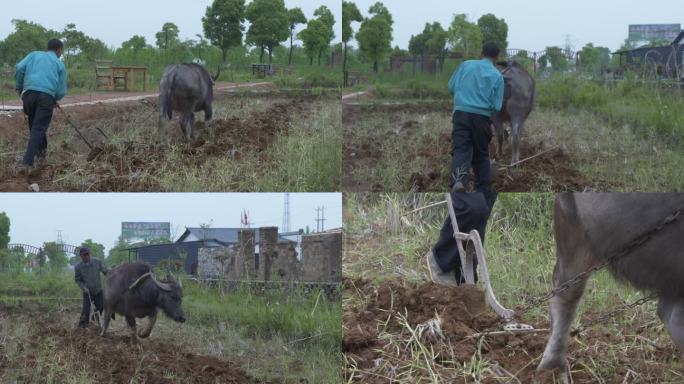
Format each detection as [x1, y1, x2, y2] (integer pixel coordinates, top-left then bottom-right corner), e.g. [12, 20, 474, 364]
[16, 50, 67, 100]
[448, 59, 503, 116]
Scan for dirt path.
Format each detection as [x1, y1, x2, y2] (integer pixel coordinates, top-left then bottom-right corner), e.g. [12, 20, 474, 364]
[0, 303, 266, 384]
[0, 82, 274, 111]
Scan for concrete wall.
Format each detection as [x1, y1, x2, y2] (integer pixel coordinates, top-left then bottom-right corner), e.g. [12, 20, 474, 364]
[198, 227, 341, 283]
[301, 232, 342, 283]
[198, 245, 237, 279]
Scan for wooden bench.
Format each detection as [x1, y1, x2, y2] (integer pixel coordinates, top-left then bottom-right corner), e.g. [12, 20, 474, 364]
[95, 60, 127, 90]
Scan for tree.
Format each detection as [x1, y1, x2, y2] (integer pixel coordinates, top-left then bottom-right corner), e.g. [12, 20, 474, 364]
[0, 212, 9, 250]
[578, 43, 600, 72]
[0, 19, 59, 66]
[43, 242, 68, 270]
[298, 19, 326, 65]
[409, 22, 446, 71]
[342, 1, 362, 72]
[245, 0, 289, 64]
[79, 239, 105, 259]
[541, 46, 568, 71]
[155, 22, 180, 50]
[447, 14, 483, 59]
[477, 13, 508, 52]
[287, 7, 307, 65]
[357, 2, 393, 73]
[313, 6, 336, 65]
[122, 35, 147, 53]
[203, 0, 246, 65]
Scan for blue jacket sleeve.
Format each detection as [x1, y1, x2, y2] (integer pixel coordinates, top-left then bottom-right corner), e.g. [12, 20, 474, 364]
[55, 64, 67, 101]
[492, 75, 504, 112]
[448, 66, 461, 95]
[14, 53, 32, 92]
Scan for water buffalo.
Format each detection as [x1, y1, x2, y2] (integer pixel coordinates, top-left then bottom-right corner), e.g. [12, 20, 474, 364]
[492, 61, 535, 164]
[159, 63, 219, 141]
[100, 262, 186, 343]
[539, 193, 684, 371]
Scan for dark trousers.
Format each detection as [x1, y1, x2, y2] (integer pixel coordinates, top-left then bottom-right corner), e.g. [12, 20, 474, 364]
[79, 291, 103, 326]
[432, 191, 497, 284]
[22, 90, 55, 166]
[451, 111, 493, 194]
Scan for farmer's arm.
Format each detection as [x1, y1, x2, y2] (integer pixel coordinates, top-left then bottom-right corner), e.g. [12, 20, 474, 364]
[14, 53, 32, 94]
[491, 75, 504, 112]
[75, 266, 88, 292]
[448, 66, 462, 95]
[55, 64, 67, 101]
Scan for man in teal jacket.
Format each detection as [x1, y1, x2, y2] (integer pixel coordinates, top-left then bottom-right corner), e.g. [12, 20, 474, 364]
[425, 42, 503, 287]
[447, 42, 503, 197]
[15, 38, 67, 168]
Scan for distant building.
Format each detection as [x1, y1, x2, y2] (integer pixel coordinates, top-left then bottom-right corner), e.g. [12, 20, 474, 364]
[614, 30, 684, 80]
[121, 222, 170, 243]
[127, 227, 298, 274]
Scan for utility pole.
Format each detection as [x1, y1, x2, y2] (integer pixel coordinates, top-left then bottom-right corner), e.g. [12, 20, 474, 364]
[283, 193, 291, 233]
[314, 206, 326, 232]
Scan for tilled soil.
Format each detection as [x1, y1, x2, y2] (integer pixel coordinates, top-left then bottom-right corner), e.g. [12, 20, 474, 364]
[0, 303, 265, 384]
[343, 102, 593, 192]
[343, 277, 678, 383]
[0, 92, 319, 191]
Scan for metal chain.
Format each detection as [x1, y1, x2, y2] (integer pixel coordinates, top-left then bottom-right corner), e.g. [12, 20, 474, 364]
[517, 206, 681, 315]
[569, 292, 658, 336]
[482, 206, 683, 331]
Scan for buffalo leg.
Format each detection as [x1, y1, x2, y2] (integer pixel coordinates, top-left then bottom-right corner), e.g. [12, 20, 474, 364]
[180, 113, 194, 141]
[204, 104, 213, 122]
[138, 312, 157, 339]
[100, 307, 112, 337]
[492, 118, 505, 159]
[538, 263, 589, 370]
[657, 296, 684, 359]
[125, 315, 138, 344]
[510, 119, 524, 164]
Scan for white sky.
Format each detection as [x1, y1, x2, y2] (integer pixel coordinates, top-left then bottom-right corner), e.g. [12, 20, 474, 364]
[0, 193, 342, 251]
[0, 0, 341, 48]
[347, 0, 682, 51]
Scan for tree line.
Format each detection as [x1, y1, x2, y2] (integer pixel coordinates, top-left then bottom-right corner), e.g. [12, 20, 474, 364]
[342, 2, 620, 75]
[0, 0, 338, 78]
[0, 211, 172, 272]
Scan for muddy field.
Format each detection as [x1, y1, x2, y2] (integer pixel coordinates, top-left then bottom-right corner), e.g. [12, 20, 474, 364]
[0, 89, 340, 192]
[0, 302, 264, 384]
[342, 100, 671, 192]
[343, 277, 680, 383]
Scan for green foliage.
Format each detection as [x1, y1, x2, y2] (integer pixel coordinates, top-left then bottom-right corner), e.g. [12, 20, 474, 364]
[154, 22, 180, 49]
[121, 35, 147, 52]
[477, 13, 508, 52]
[0, 19, 59, 66]
[245, 0, 289, 63]
[287, 7, 307, 65]
[357, 17, 392, 73]
[42, 242, 68, 270]
[342, 1, 363, 44]
[537, 74, 684, 138]
[409, 22, 447, 61]
[447, 14, 482, 59]
[0, 212, 9, 249]
[78, 239, 105, 259]
[540, 46, 569, 71]
[202, 0, 246, 64]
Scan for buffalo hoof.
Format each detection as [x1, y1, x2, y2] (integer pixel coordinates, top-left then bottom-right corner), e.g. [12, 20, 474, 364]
[138, 330, 152, 339]
[537, 355, 567, 371]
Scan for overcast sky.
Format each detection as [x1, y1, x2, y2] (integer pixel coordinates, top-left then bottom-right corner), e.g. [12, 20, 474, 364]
[0, 193, 342, 251]
[348, 0, 682, 51]
[0, 0, 341, 48]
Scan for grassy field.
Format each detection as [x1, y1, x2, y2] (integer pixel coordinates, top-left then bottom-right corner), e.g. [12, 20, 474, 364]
[0, 269, 342, 383]
[343, 74, 684, 192]
[0, 88, 341, 192]
[343, 193, 683, 383]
